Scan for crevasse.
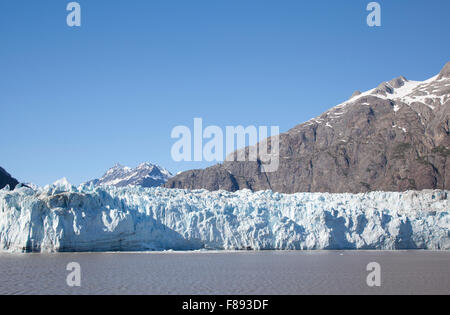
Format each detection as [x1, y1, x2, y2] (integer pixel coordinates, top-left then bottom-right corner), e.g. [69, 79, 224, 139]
[0, 183, 448, 253]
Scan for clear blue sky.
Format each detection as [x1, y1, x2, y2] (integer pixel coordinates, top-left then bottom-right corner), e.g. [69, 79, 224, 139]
[1, 0, 449, 186]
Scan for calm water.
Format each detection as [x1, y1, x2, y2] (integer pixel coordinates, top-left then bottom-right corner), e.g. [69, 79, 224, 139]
[0, 251, 449, 295]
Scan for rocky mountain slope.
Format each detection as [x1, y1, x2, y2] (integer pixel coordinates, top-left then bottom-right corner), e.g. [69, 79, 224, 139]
[165, 63, 450, 193]
[0, 167, 19, 190]
[86, 163, 172, 188]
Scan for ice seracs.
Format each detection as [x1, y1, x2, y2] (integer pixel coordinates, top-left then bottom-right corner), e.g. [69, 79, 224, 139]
[0, 183, 448, 253]
[52, 177, 72, 188]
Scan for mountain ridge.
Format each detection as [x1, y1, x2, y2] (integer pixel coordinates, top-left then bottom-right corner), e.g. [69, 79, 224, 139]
[0, 167, 19, 190]
[165, 62, 450, 193]
[86, 163, 172, 188]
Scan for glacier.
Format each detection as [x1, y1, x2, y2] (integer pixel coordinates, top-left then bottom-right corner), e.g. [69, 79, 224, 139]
[0, 183, 448, 253]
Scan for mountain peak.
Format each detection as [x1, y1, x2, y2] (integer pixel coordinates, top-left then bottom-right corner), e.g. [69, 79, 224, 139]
[438, 62, 450, 79]
[106, 164, 130, 175]
[388, 76, 408, 88]
[137, 162, 155, 169]
[372, 76, 408, 96]
[165, 63, 450, 193]
[350, 90, 362, 99]
[0, 166, 19, 190]
[86, 162, 172, 188]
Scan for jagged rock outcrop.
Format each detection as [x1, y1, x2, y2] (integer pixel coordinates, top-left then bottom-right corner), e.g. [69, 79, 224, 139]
[166, 63, 450, 193]
[0, 167, 19, 190]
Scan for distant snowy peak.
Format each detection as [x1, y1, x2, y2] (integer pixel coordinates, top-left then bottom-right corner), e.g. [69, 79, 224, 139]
[86, 163, 172, 188]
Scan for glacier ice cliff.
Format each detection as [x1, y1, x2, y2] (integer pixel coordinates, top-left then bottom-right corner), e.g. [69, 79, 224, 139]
[0, 183, 448, 252]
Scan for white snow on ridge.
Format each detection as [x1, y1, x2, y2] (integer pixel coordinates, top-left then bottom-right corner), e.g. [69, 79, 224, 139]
[0, 184, 448, 253]
[86, 162, 172, 188]
[334, 74, 447, 111]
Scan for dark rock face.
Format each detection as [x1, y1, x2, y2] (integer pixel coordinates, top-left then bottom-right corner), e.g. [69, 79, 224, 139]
[165, 63, 450, 193]
[0, 167, 19, 190]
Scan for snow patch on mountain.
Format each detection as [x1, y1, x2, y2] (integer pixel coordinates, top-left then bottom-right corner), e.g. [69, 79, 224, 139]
[302, 65, 449, 131]
[335, 72, 448, 111]
[0, 183, 448, 253]
[85, 163, 172, 188]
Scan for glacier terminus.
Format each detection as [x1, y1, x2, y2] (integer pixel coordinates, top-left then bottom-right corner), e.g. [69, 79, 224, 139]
[0, 182, 448, 253]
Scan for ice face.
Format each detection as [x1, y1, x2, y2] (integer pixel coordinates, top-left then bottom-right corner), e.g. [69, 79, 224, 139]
[0, 184, 448, 253]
